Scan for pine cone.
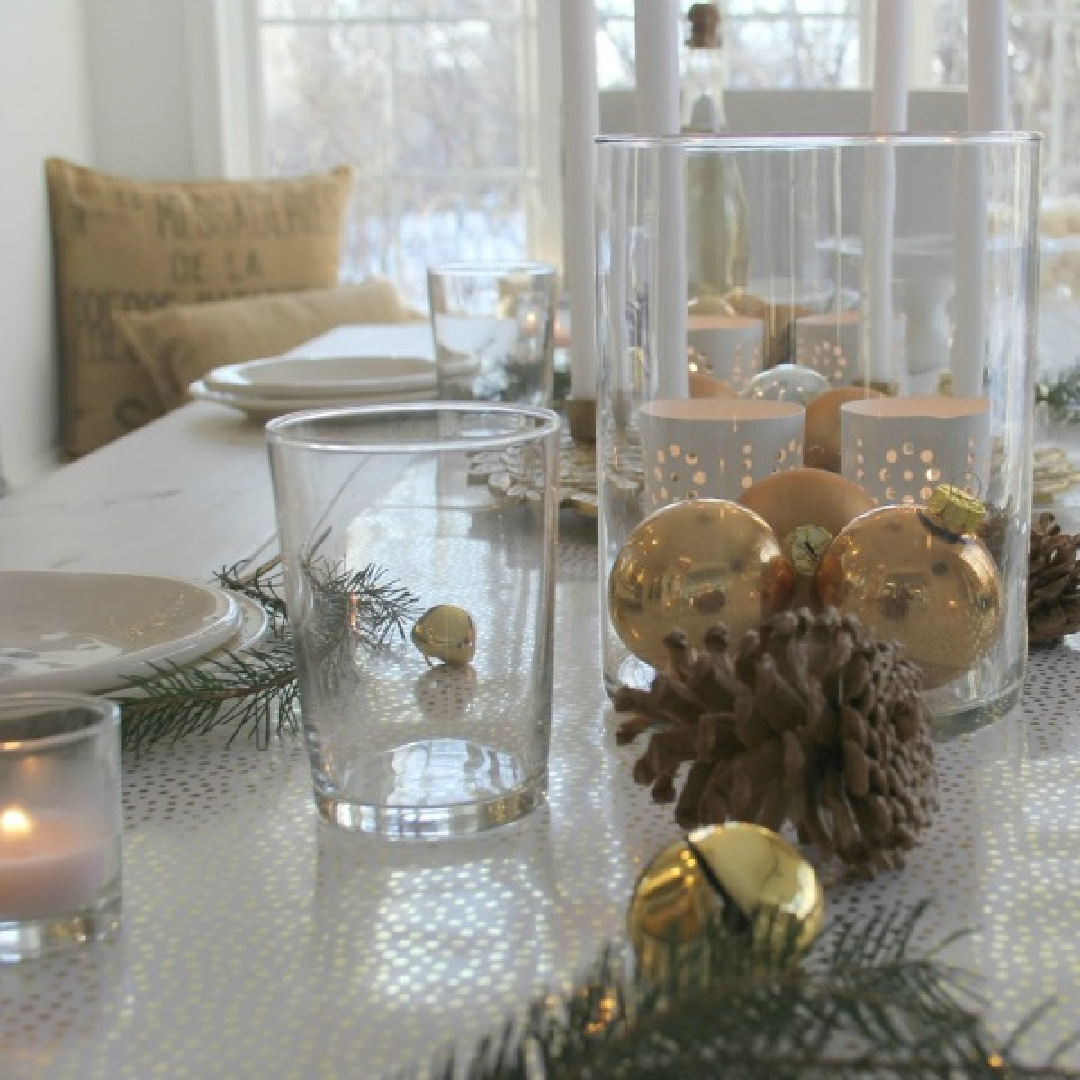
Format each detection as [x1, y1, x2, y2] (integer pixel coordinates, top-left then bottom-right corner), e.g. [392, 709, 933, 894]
[614, 608, 936, 877]
[1029, 512, 1080, 645]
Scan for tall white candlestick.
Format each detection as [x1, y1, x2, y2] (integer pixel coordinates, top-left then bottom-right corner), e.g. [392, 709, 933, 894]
[953, 0, 1008, 396]
[968, 0, 1009, 131]
[635, 0, 688, 399]
[560, 0, 599, 402]
[871, 0, 910, 132]
[864, 0, 909, 389]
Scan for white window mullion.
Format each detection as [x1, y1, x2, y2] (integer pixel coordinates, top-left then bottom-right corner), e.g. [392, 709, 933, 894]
[858, 1, 877, 86]
[185, 0, 262, 179]
[909, 0, 936, 88]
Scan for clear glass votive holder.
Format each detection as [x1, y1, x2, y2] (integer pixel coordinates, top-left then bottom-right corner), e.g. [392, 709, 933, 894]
[0, 693, 122, 961]
[427, 261, 557, 407]
[268, 403, 561, 839]
[597, 133, 1040, 730]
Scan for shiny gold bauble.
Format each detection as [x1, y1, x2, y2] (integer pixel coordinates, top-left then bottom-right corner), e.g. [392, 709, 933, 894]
[803, 386, 885, 471]
[739, 468, 876, 567]
[628, 823, 825, 982]
[608, 500, 795, 670]
[411, 605, 476, 666]
[688, 370, 738, 399]
[739, 468, 876, 608]
[816, 502, 1004, 688]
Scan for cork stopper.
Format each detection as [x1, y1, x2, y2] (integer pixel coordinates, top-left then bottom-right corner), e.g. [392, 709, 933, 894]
[687, 3, 722, 49]
[925, 484, 986, 536]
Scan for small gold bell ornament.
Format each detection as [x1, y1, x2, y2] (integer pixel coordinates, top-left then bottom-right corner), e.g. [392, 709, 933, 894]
[816, 485, 1003, 689]
[608, 499, 795, 670]
[628, 823, 824, 983]
[411, 605, 476, 666]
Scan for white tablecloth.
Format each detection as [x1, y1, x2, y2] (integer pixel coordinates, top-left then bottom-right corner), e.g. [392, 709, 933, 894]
[0, 401, 1078, 1077]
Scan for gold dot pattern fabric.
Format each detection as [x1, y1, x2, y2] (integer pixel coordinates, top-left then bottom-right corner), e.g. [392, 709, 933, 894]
[2, 534, 1078, 1075]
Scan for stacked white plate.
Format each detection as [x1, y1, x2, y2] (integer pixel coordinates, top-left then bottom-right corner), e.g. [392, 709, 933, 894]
[189, 322, 445, 420]
[0, 572, 270, 695]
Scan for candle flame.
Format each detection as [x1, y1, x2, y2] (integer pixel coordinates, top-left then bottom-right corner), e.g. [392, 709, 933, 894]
[0, 807, 31, 837]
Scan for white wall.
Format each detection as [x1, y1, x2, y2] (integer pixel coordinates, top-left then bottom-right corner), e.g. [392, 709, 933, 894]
[0, 0, 92, 487]
[0, 0, 204, 489]
[82, 0, 197, 181]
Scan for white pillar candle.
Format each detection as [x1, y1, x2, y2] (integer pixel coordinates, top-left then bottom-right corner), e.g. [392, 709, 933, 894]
[0, 806, 107, 919]
[635, 0, 689, 399]
[840, 394, 991, 504]
[640, 397, 804, 509]
[687, 313, 764, 392]
[864, 0, 909, 387]
[560, 0, 600, 402]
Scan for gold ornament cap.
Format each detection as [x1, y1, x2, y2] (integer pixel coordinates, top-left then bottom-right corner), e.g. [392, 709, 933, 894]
[627, 823, 824, 982]
[784, 524, 834, 578]
[924, 484, 985, 536]
[411, 605, 476, 665]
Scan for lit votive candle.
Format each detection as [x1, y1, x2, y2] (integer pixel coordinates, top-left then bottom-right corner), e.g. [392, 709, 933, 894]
[0, 806, 108, 920]
[0, 692, 121, 958]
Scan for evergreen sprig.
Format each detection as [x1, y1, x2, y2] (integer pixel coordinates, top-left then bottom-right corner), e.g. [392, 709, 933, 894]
[420, 905, 1079, 1079]
[1038, 367, 1080, 424]
[111, 556, 420, 752]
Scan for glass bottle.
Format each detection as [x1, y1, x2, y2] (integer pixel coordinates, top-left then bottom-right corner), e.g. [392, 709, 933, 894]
[682, 2, 749, 300]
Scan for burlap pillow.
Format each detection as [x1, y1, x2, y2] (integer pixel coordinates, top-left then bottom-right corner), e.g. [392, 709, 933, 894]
[46, 158, 353, 456]
[116, 281, 419, 411]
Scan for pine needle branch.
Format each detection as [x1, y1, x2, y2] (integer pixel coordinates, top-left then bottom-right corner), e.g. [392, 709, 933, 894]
[113, 638, 300, 753]
[413, 906, 1079, 1080]
[110, 556, 420, 752]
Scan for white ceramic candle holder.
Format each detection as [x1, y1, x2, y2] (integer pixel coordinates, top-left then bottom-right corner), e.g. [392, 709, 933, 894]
[640, 398, 805, 511]
[840, 394, 991, 504]
[687, 314, 764, 393]
[794, 310, 907, 387]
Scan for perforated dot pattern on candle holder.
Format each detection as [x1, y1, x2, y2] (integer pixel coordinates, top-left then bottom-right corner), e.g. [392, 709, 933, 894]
[841, 395, 991, 505]
[4, 533, 1080, 1076]
[794, 311, 906, 386]
[639, 398, 804, 511]
[687, 315, 764, 392]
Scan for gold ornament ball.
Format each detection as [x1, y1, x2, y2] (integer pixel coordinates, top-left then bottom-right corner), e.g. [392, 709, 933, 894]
[803, 386, 885, 472]
[608, 499, 795, 670]
[816, 503, 1004, 688]
[411, 605, 476, 666]
[739, 467, 876, 609]
[628, 823, 825, 983]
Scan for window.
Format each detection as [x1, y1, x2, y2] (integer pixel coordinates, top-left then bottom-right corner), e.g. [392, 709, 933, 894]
[255, 1, 541, 304]
[927, 0, 1080, 195]
[595, 1, 864, 89]
[245, 2, 1079, 302]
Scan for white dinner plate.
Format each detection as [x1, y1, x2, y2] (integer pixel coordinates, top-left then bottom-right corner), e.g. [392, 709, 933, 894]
[204, 354, 437, 399]
[0, 572, 243, 694]
[109, 591, 273, 700]
[210, 592, 271, 656]
[188, 380, 437, 420]
[287, 322, 435, 362]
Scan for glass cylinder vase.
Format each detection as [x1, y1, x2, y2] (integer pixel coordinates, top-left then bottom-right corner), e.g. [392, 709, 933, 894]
[596, 133, 1041, 731]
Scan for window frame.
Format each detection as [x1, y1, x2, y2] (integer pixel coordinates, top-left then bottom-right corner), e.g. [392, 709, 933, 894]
[193, 1, 1075, 279]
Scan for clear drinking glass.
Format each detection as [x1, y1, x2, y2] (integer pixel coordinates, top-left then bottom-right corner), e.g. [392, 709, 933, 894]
[427, 261, 557, 407]
[268, 403, 561, 838]
[596, 133, 1041, 730]
[0, 693, 122, 961]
